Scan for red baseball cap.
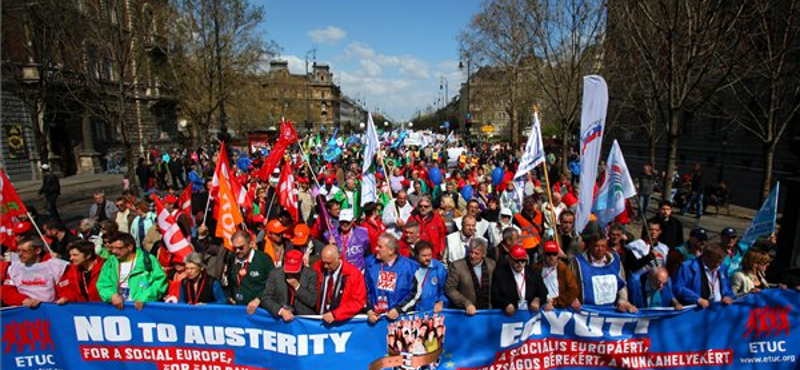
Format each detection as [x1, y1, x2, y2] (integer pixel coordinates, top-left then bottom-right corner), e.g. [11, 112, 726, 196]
[542, 241, 560, 254]
[284, 249, 303, 274]
[510, 245, 528, 260]
[163, 195, 178, 204]
[13, 222, 32, 235]
[252, 214, 266, 224]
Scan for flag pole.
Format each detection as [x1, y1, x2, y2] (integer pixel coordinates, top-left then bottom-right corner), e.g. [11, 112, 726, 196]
[536, 107, 564, 255]
[293, 142, 335, 236]
[634, 195, 655, 247]
[27, 211, 51, 251]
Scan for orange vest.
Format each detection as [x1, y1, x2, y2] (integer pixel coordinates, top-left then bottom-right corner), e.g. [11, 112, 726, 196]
[515, 212, 543, 250]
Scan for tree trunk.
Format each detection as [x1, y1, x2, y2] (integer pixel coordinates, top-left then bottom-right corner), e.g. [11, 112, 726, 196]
[760, 142, 776, 204]
[560, 125, 570, 175]
[649, 132, 657, 168]
[662, 111, 681, 201]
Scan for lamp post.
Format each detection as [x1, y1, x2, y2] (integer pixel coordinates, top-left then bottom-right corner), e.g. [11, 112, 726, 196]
[439, 76, 448, 108]
[458, 57, 471, 136]
[305, 47, 316, 134]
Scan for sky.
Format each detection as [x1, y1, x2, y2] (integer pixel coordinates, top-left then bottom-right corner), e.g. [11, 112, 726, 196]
[257, 0, 483, 122]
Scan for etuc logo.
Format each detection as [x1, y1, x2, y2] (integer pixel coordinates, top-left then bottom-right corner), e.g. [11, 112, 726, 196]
[2, 319, 55, 353]
[743, 305, 791, 339]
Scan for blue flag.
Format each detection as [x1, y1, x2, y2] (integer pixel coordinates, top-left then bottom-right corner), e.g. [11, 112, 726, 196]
[740, 182, 779, 247]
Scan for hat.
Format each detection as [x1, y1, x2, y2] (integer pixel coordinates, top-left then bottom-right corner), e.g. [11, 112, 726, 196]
[267, 219, 288, 234]
[339, 208, 354, 223]
[252, 214, 266, 224]
[163, 195, 178, 204]
[325, 176, 335, 185]
[13, 222, 32, 235]
[41, 164, 50, 171]
[509, 245, 528, 260]
[500, 208, 513, 217]
[284, 250, 303, 274]
[721, 227, 737, 238]
[296, 176, 309, 184]
[290, 224, 311, 246]
[542, 241, 560, 254]
[689, 227, 708, 241]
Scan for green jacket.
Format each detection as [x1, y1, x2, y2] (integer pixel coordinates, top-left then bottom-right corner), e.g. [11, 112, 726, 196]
[225, 249, 274, 305]
[97, 251, 168, 303]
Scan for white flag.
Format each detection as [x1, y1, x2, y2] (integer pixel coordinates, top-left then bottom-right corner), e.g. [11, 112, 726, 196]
[593, 140, 637, 227]
[514, 111, 546, 180]
[361, 113, 380, 205]
[575, 75, 608, 234]
[740, 182, 779, 247]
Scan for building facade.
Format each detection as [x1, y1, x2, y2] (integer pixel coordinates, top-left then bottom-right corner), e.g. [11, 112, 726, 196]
[1, 0, 177, 181]
[261, 60, 342, 135]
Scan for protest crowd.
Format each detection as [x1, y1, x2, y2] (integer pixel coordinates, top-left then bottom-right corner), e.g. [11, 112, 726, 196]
[1, 116, 793, 332]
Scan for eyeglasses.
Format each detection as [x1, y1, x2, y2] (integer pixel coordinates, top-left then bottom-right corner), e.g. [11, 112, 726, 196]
[545, 253, 559, 257]
[512, 259, 527, 265]
[418, 204, 431, 209]
[233, 245, 247, 251]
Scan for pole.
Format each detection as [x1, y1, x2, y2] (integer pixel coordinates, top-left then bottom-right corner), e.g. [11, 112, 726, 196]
[265, 186, 277, 220]
[27, 211, 51, 252]
[293, 142, 335, 236]
[634, 195, 656, 247]
[537, 108, 563, 255]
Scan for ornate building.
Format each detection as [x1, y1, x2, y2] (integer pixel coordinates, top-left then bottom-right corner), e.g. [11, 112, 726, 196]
[262, 60, 342, 135]
[1, 0, 177, 180]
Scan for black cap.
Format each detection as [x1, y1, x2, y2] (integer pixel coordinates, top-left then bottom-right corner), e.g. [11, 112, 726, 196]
[721, 227, 737, 238]
[690, 227, 708, 241]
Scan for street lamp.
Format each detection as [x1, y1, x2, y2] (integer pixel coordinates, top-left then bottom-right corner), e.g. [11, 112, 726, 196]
[459, 57, 471, 136]
[439, 76, 448, 108]
[359, 122, 365, 130]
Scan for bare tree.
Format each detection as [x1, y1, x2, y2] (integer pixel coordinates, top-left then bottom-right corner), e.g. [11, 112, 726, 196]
[1, 1, 73, 173]
[459, 0, 534, 145]
[523, 0, 606, 173]
[612, 0, 748, 200]
[722, 0, 800, 201]
[168, 0, 274, 148]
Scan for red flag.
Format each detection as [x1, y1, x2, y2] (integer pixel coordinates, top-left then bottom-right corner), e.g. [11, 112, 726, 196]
[278, 162, 299, 222]
[0, 213, 15, 250]
[0, 168, 28, 218]
[256, 119, 299, 181]
[179, 186, 193, 226]
[211, 142, 231, 191]
[153, 195, 193, 260]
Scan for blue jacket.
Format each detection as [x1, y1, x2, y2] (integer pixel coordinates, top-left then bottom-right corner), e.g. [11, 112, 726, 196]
[365, 255, 419, 314]
[414, 259, 449, 312]
[188, 170, 205, 192]
[673, 258, 734, 305]
[628, 270, 675, 309]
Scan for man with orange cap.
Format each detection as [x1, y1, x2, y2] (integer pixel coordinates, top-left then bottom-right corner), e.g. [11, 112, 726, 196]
[262, 219, 287, 265]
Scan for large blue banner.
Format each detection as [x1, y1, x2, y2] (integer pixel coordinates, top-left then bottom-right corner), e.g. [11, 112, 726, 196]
[2, 290, 799, 370]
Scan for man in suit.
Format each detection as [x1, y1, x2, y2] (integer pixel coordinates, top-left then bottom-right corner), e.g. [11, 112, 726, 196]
[492, 245, 549, 316]
[314, 244, 367, 323]
[674, 243, 734, 308]
[258, 250, 318, 321]
[445, 237, 495, 316]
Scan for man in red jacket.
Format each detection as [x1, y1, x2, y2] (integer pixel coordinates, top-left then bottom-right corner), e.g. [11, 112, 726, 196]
[56, 240, 105, 303]
[314, 244, 367, 324]
[408, 195, 447, 259]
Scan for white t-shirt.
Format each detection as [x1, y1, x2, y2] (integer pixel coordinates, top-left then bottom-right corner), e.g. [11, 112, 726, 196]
[118, 259, 135, 301]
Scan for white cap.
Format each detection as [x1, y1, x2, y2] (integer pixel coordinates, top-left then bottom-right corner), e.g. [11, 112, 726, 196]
[41, 164, 50, 170]
[500, 207, 513, 217]
[339, 208, 354, 222]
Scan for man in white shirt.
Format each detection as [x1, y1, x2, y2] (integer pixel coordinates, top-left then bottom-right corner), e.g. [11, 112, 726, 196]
[444, 216, 478, 268]
[2, 238, 68, 307]
[382, 190, 413, 238]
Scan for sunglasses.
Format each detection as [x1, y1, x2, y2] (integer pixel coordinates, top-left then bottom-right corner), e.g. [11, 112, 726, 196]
[545, 253, 559, 257]
[419, 204, 431, 209]
[513, 259, 527, 264]
[233, 245, 246, 251]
